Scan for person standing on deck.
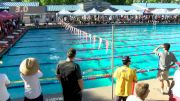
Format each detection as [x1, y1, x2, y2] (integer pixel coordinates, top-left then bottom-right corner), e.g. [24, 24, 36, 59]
[153, 43, 177, 94]
[113, 56, 137, 101]
[56, 48, 83, 101]
[0, 58, 11, 101]
[20, 58, 44, 101]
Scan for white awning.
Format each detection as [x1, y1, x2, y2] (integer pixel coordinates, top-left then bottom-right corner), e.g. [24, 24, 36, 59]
[168, 9, 180, 15]
[101, 9, 115, 15]
[58, 9, 72, 15]
[73, 9, 87, 16]
[126, 10, 143, 15]
[151, 9, 169, 15]
[114, 9, 127, 15]
[87, 8, 101, 15]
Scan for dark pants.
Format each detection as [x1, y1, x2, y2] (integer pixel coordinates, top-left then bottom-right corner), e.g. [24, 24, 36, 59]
[7, 98, 11, 101]
[115, 96, 127, 101]
[24, 94, 43, 101]
[64, 92, 82, 101]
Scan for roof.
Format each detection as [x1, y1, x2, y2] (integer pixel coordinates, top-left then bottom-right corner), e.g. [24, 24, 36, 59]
[46, 5, 80, 11]
[0, 2, 39, 7]
[0, 4, 9, 9]
[133, 3, 180, 9]
[111, 5, 140, 11]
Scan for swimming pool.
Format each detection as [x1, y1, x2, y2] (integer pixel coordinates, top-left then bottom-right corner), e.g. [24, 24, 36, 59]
[0, 24, 180, 98]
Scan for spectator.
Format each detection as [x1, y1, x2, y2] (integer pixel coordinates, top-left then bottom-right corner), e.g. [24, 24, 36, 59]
[56, 48, 83, 101]
[126, 83, 150, 101]
[169, 63, 180, 101]
[19, 58, 43, 101]
[0, 59, 11, 101]
[45, 17, 49, 25]
[113, 56, 137, 101]
[153, 43, 177, 94]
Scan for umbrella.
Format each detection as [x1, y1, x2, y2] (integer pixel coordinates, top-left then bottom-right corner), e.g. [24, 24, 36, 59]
[0, 11, 15, 19]
[0, 14, 7, 21]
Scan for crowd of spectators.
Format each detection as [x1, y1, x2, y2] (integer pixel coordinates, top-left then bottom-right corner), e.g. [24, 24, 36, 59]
[0, 19, 20, 40]
[61, 15, 180, 25]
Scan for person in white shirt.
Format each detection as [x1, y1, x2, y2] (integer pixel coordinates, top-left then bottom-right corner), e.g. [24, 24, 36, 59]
[19, 58, 43, 101]
[0, 59, 11, 101]
[169, 63, 180, 101]
[0, 73, 11, 101]
[127, 83, 150, 101]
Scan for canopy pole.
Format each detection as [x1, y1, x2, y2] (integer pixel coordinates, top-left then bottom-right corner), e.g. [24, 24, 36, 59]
[111, 24, 115, 99]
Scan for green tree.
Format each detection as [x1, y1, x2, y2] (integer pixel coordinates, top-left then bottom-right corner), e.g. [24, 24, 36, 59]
[126, 0, 133, 4]
[22, 0, 36, 2]
[74, 0, 83, 3]
[40, 0, 51, 5]
[147, 0, 157, 3]
[107, 0, 120, 4]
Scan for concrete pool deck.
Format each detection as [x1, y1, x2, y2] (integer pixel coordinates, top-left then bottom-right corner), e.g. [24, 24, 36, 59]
[13, 77, 172, 101]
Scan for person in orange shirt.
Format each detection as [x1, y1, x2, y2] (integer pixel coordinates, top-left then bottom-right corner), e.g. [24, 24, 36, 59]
[114, 56, 137, 101]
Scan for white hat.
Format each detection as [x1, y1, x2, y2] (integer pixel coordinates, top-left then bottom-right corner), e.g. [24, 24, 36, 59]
[19, 58, 39, 76]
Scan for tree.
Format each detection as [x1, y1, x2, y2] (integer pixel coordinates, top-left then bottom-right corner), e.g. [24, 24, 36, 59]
[74, 0, 83, 3]
[22, 0, 37, 2]
[40, 0, 50, 5]
[126, 0, 133, 4]
[147, 0, 157, 3]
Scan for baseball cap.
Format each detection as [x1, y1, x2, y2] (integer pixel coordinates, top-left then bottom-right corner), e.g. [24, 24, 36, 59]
[122, 56, 131, 62]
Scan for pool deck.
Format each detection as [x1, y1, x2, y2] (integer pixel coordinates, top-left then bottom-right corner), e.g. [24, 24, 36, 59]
[13, 78, 172, 101]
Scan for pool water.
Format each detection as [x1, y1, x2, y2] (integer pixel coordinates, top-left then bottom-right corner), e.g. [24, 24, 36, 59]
[0, 24, 180, 98]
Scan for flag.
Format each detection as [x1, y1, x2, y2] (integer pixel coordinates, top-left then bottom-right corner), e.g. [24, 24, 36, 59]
[93, 35, 96, 48]
[98, 38, 102, 49]
[106, 40, 109, 53]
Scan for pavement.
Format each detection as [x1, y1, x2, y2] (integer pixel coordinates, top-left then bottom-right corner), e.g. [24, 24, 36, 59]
[13, 78, 172, 101]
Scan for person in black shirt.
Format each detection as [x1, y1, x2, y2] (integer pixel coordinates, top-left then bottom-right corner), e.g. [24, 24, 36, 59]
[56, 48, 83, 101]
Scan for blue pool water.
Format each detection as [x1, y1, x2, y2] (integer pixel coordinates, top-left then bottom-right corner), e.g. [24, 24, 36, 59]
[0, 24, 180, 98]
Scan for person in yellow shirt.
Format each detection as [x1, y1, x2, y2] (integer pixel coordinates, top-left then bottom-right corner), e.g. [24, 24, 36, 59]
[114, 56, 137, 101]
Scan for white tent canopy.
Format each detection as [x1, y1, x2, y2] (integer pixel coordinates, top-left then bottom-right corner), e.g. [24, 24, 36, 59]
[168, 9, 180, 15]
[151, 9, 169, 15]
[87, 8, 101, 15]
[58, 9, 72, 15]
[126, 10, 143, 15]
[73, 9, 87, 16]
[114, 9, 127, 15]
[101, 9, 115, 15]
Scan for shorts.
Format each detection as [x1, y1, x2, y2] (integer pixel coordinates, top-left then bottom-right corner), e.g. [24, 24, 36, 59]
[63, 91, 82, 101]
[115, 96, 127, 101]
[24, 94, 43, 101]
[157, 70, 169, 80]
